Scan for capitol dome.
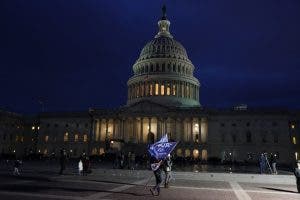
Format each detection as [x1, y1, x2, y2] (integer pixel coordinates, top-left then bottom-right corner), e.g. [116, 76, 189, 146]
[127, 6, 200, 107]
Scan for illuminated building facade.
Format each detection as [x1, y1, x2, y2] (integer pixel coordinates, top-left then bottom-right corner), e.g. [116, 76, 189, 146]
[1, 7, 299, 165]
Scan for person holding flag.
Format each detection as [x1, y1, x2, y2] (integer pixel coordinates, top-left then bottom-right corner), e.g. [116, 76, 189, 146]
[147, 134, 177, 196]
[150, 157, 163, 196]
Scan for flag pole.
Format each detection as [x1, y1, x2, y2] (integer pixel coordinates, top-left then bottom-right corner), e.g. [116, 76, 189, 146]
[143, 174, 153, 190]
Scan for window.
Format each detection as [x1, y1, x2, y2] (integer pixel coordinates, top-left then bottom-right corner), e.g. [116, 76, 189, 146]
[172, 85, 176, 95]
[66, 124, 69, 127]
[155, 83, 159, 95]
[274, 133, 278, 143]
[246, 122, 250, 127]
[3, 134, 6, 141]
[221, 133, 225, 142]
[246, 131, 252, 143]
[162, 63, 165, 72]
[83, 134, 88, 142]
[262, 134, 267, 143]
[161, 84, 165, 95]
[74, 134, 79, 142]
[45, 135, 49, 142]
[150, 84, 153, 96]
[220, 123, 225, 127]
[293, 137, 297, 144]
[64, 132, 69, 142]
[232, 134, 236, 143]
[166, 84, 170, 95]
[232, 123, 236, 127]
[15, 135, 19, 142]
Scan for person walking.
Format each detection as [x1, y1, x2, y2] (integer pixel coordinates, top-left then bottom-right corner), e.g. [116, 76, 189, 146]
[270, 153, 278, 174]
[150, 157, 163, 196]
[163, 154, 172, 188]
[78, 159, 83, 175]
[13, 159, 21, 176]
[259, 153, 266, 174]
[59, 149, 67, 175]
[294, 160, 300, 193]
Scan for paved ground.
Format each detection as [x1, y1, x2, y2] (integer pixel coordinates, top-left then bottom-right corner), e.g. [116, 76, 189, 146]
[0, 163, 299, 200]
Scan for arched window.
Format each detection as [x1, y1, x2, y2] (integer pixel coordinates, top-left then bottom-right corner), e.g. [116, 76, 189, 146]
[162, 63, 165, 72]
[150, 64, 153, 72]
[173, 64, 176, 72]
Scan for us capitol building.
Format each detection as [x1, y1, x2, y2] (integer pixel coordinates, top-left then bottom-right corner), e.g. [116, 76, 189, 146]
[1, 7, 299, 165]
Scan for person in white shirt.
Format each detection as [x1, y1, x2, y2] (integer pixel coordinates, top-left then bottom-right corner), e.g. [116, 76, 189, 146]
[78, 159, 83, 176]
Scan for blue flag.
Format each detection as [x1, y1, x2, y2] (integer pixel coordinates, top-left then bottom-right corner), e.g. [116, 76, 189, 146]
[148, 135, 177, 160]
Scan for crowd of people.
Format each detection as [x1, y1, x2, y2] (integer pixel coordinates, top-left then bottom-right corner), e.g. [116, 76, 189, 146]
[259, 152, 278, 174]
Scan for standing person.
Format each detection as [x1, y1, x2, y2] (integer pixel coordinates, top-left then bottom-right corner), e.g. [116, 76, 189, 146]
[78, 159, 83, 176]
[163, 154, 172, 188]
[295, 160, 300, 193]
[130, 152, 136, 170]
[59, 149, 66, 175]
[270, 153, 278, 174]
[13, 159, 21, 176]
[259, 153, 266, 174]
[150, 157, 163, 196]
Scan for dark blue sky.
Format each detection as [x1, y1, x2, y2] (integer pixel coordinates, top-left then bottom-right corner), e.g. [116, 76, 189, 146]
[1, 0, 300, 113]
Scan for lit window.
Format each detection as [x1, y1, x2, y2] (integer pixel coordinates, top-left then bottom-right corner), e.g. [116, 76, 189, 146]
[45, 135, 49, 142]
[20, 136, 24, 142]
[37, 126, 40, 130]
[155, 83, 159, 95]
[83, 134, 88, 142]
[166, 84, 170, 95]
[293, 137, 297, 144]
[15, 135, 19, 142]
[291, 124, 295, 129]
[44, 149, 47, 155]
[296, 152, 299, 160]
[172, 85, 176, 95]
[161, 84, 165, 95]
[74, 134, 79, 142]
[64, 132, 69, 142]
[32, 126, 35, 130]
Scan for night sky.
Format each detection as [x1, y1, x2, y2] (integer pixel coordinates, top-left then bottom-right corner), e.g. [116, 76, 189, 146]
[1, 0, 300, 114]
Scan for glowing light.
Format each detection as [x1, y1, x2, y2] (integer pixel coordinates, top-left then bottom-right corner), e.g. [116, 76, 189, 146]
[110, 141, 114, 144]
[32, 126, 35, 130]
[293, 137, 297, 144]
[292, 124, 295, 129]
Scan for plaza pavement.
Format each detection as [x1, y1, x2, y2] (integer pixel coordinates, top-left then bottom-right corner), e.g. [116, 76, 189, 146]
[0, 162, 299, 200]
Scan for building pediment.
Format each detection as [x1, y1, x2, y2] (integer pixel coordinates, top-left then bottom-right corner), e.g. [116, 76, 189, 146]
[122, 100, 170, 115]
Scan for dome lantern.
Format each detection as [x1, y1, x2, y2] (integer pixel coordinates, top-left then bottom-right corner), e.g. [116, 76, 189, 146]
[155, 5, 173, 39]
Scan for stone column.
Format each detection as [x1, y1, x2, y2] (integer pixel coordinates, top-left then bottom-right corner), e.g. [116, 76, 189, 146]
[148, 117, 152, 133]
[99, 119, 102, 141]
[190, 118, 193, 143]
[140, 117, 144, 143]
[112, 119, 115, 139]
[105, 119, 108, 139]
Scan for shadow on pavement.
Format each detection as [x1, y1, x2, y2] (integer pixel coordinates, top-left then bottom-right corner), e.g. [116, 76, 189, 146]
[261, 187, 298, 194]
[0, 184, 152, 197]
